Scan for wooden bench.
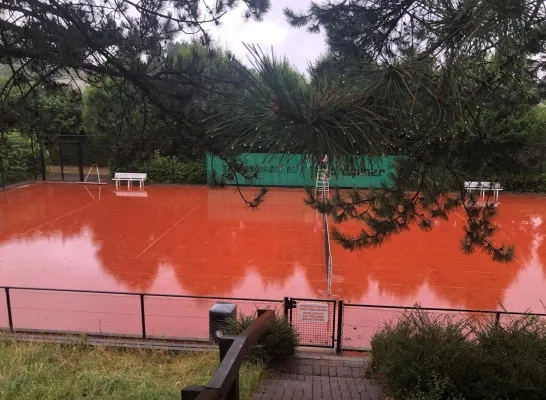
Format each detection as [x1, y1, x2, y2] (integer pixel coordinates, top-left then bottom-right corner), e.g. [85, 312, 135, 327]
[464, 181, 503, 201]
[112, 172, 147, 189]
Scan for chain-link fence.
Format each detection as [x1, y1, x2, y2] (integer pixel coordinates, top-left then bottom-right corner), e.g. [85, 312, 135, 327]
[0, 133, 208, 189]
[0, 287, 283, 343]
[3, 288, 546, 351]
[0, 133, 43, 190]
[340, 303, 546, 351]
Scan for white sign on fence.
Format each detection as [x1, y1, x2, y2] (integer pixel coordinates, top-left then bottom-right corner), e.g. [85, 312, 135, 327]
[298, 302, 329, 323]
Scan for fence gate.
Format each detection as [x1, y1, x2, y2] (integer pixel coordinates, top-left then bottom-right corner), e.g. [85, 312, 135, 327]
[285, 297, 336, 349]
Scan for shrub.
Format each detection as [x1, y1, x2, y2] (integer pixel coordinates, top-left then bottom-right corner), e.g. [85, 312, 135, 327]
[0, 132, 39, 185]
[112, 151, 206, 184]
[223, 312, 299, 366]
[500, 173, 546, 193]
[143, 151, 205, 183]
[371, 309, 546, 400]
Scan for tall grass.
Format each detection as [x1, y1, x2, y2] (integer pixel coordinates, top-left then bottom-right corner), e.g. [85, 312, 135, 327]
[0, 339, 264, 399]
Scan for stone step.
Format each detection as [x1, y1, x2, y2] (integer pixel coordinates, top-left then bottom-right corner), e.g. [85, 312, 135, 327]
[251, 375, 382, 400]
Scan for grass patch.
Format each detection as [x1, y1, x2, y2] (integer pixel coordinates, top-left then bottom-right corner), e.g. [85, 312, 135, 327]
[0, 339, 265, 399]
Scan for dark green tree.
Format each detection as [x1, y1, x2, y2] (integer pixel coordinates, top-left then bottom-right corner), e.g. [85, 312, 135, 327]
[82, 41, 246, 169]
[0, 0, 270, 145]
[1, 0, 270, 199]
[213, 0, 546, 262]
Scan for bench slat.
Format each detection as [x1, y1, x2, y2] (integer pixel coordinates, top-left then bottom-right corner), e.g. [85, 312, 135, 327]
[114, 173, 147, 180]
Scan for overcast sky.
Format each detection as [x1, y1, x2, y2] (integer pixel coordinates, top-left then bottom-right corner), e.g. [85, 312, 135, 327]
[209, 0, 327, 73]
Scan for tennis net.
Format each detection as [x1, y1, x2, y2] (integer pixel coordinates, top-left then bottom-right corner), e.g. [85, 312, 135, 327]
[321, 191, 333, 295]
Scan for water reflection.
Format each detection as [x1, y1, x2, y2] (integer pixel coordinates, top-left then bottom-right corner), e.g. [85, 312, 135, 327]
[1, 184, 545, 312]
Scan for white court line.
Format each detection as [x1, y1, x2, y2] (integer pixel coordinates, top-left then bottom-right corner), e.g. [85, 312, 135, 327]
[22, 195, 111, 235]
[84, 185, 95, 200]
[136, 204, 200, 258]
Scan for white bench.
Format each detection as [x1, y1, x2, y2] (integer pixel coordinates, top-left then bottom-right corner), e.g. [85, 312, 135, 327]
[464, 181, 503, 201]
[113, 172, 147, 189]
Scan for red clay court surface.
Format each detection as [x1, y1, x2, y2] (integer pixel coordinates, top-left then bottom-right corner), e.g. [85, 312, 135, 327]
[1, 183, 546, 312]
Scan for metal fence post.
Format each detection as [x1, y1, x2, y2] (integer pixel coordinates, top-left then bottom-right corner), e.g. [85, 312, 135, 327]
[0, 154, 5, 190]
[39, 141, 46, 181]
[77, 139, 84, 182]
[30, 134, 38, 181]
[59, 145, 65, 181]
[219, 336, 239, 400]
[140, 294, 146, 339]
[495, 312, 501, 327]
[284, 297, 289, 319]
[336, 300, 344, 353]
[5, 288, 13, 332]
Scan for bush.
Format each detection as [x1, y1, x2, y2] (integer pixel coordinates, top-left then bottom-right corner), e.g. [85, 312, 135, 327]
[112, 151, 206, 184]
[223, 313, 299, 366]
[500, 173, 546, 193]
[145, 151, 206, 183]
[0, 132, 39, 185]
[371, 309, 546, 400]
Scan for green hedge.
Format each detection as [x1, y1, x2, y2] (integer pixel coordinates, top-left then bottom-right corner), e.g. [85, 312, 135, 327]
[113, 151, 206, 184]
[371, 310, 546, 400]
[499, 173, 546, 193]
[0, 133, 40, 186]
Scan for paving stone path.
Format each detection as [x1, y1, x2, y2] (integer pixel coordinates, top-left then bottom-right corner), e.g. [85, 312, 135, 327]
[251, 355, 383, 400]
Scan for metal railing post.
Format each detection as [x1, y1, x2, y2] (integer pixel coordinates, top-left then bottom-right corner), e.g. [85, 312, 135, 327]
[336, 300, 344, 353]
[0, 154, 5, 190]
[39, 141, 46, 181]
[283, 297, 289, 319]
[495, 311, 501, 327]
[5, 288, 13, 332]
[140, 294, 146, 339]
[59, 145, 65, 181]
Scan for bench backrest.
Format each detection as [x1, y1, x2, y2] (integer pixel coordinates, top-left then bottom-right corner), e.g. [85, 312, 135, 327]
[464, 181, 481, 189]
[114, 172, 147, 180]
[464, 181, 502, 189]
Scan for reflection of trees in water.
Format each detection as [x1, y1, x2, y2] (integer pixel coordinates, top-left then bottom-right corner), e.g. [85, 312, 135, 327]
[1, 185, 329, 298]
[0, 185, 89, 238]
[329, 197, 542, 310]
[4, 186, 546, 308]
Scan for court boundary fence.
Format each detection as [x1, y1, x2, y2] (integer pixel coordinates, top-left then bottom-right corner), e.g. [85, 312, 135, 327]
[2, 286, 546, 352]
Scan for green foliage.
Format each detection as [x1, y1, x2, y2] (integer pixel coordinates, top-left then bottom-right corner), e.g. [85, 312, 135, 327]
[0, 133, 39, 185]
[224, 313, 299, 366]
[499, 173, 546, 193]
[113, 151, 205, 184]
[405, 375, 465, 400]
[81, 41, 247, 170]
[0, 77, 82, 141]
[145, 152, 205, 184]
[371, 309, 546, 400]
